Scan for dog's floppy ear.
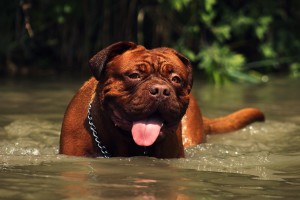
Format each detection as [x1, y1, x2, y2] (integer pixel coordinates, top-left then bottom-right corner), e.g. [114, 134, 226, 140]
[89, 41, 137, 80]
[173, 51, 193, 93]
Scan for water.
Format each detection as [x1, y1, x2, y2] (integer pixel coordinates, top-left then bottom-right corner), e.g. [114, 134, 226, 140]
[0, 77, 299, 199]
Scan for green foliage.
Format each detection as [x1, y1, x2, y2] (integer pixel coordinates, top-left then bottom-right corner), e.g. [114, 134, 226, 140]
[290, 63, 300, 78]
[161, 0, 191, 11]
[170, 0, 300, 84]
[1, 0, 299, 82]
[198, 44, 247, 85]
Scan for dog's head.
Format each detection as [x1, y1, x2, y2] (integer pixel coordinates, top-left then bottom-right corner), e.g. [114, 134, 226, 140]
[89, 41, 193, 146]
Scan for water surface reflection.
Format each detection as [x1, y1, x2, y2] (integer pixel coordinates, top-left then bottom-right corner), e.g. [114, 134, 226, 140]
[0, 77, 299, 199]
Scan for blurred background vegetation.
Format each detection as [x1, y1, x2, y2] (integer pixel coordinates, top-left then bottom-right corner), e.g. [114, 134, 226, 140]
[1, 0, 299, 84]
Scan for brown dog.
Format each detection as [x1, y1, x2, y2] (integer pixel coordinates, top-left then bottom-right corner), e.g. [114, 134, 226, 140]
[59, 41, 264, 158]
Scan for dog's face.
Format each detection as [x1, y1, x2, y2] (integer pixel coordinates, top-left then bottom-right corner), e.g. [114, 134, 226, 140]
[89, 42, 193, 147]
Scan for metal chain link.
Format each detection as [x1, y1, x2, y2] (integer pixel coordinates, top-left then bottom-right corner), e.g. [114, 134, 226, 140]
[87, 102, 111, 158]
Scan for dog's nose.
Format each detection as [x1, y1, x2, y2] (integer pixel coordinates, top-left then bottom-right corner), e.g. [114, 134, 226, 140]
[149, 84, 171, 98]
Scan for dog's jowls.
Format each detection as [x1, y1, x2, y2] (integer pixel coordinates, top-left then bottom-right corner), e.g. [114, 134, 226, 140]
[59, 41, 265, 158]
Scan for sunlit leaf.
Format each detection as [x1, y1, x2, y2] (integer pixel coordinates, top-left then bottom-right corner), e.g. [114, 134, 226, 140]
[204, 0, 216, 12]
[260, 43, 275, 58]
[290, 63, 300, 78]
[212, 25, 231, 42]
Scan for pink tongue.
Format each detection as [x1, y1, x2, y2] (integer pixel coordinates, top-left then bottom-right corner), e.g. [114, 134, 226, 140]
[131, 118, 163, 146]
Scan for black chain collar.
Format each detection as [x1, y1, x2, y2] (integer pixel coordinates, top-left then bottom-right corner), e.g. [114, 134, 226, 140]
[87, 102, 111, 158]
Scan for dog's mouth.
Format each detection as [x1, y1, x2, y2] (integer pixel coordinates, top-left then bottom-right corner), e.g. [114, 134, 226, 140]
[111, 108, 174, 147]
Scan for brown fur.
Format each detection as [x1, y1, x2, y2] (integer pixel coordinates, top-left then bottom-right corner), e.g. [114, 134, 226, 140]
[59, 42, 265, 158]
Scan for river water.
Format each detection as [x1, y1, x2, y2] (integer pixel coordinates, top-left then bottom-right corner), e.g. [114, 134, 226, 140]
[0, 76, 299, 199]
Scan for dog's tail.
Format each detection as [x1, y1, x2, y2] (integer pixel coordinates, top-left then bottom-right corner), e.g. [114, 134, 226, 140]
[203, 108, 265, 134]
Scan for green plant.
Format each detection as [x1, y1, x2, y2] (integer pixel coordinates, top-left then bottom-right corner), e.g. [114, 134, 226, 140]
[170, 0, 300, 83]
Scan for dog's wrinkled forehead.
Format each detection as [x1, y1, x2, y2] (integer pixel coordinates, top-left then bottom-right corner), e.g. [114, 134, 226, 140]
[89, 42, 192, 87]
[107, 46, 190, 76]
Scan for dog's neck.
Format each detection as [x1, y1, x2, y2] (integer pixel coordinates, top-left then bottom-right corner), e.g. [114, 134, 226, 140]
[87, 101, 111, 158]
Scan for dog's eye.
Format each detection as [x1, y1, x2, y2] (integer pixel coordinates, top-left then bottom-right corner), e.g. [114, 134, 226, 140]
[128, 73, 141, 79]
[171, 75, 182, 84]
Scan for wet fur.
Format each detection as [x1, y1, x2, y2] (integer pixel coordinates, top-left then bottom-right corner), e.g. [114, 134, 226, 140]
[59, 42, 265, 158]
